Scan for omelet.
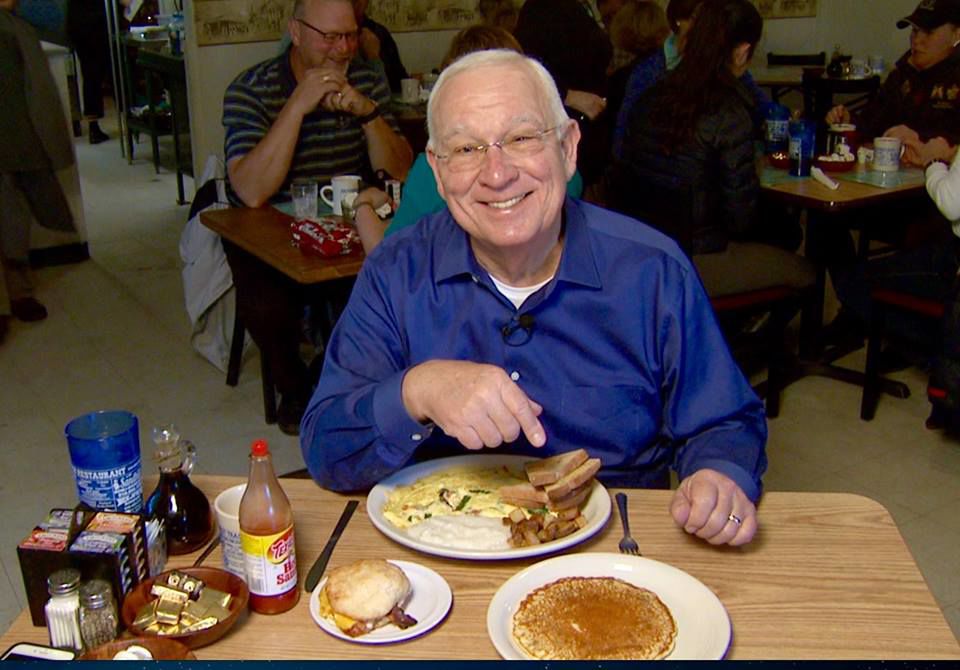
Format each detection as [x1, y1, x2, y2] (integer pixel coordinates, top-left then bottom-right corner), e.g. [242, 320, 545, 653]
[383, 465, 528, 529]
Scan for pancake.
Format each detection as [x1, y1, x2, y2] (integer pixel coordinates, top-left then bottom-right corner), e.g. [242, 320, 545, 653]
[512, 576, 676, 660]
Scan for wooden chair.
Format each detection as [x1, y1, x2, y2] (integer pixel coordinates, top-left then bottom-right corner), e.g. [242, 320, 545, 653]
[860, 288, 944, 420]
[608, 178, 817, 417]
[767, 52, 826, 67]
[226, 314, 277, 424]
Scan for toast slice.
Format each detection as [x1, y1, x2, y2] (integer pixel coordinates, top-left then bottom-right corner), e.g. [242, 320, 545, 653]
[544, 458, 602, 501]
[547, 483, 593, 511]
[498, 482, 550, 505]
[524, 449, 589, 487]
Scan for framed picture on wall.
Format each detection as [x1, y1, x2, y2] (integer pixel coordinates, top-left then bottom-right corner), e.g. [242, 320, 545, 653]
[194, 0, 289, 46]
[753, 0, 818, 19]
[369, 0, 513, 32]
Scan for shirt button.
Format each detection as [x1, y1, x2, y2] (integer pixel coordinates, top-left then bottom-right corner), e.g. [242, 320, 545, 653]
[411, 433, 423, 441]
[510, 371, 520, 381]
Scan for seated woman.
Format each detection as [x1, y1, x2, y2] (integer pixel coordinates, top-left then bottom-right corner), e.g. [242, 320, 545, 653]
[826, 1, 960, 159]
[606, 0, 811, 293]
[373, 26, 583, 247]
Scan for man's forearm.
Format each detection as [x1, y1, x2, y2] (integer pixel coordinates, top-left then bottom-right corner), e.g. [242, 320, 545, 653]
[227, 100, 306, 207]
[363, 116, 414, 180]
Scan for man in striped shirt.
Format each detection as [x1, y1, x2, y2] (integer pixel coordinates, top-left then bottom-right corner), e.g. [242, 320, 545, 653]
[223, 0, 412, 206]
[221, 0, 412, 435]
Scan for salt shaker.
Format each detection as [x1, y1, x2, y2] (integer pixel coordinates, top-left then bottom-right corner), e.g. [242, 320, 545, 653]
[45, 569, 83, 651]
[79, 579, 118, 649]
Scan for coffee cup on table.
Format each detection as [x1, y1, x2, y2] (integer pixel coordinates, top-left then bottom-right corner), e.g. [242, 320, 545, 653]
[321, 174, 361, 216]
[213, 484, 246, 578]
[872, 136, 903, 172]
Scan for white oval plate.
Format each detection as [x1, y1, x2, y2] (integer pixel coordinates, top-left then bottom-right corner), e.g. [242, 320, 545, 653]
[366, 454, 612, 560]
[486, 552, 731, 660]
[309, 560, 452, 644]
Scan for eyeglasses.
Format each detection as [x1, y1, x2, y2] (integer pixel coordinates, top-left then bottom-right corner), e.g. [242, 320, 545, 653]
[296, 19, 359, 45]
[432, 127, 560, 172]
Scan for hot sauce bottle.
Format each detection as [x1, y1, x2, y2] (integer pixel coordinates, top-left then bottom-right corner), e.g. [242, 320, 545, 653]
[239, 440, 299, 613]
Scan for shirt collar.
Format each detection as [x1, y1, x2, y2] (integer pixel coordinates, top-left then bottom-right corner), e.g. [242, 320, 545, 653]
[433, 198, 603, 290]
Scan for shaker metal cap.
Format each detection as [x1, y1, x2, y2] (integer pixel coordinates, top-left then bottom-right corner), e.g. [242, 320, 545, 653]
[79, 579, 114, 608]
[47, 568, 81, 595]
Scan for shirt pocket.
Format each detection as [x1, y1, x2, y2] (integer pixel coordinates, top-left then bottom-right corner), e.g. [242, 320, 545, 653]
[558, 385, 652, 455]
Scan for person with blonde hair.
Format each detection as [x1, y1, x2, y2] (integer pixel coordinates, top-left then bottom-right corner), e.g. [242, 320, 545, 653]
[606, 1, 670, 148]
[476, 0, 518, 33]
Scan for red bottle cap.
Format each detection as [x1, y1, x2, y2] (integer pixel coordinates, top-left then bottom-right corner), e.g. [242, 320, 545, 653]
[251, 439, 270, 457]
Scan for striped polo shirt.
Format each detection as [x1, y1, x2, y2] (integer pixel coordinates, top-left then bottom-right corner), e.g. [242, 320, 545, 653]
[222, 49, 399, 205]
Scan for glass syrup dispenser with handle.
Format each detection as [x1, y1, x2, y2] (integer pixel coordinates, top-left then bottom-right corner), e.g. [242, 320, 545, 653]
[144, 424, 214, 554]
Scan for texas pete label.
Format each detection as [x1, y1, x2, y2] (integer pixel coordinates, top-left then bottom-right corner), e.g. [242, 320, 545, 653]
[240, 525, 297, 596]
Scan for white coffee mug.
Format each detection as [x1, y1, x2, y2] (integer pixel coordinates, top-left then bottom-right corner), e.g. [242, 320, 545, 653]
[213, 484, 246, 578]
[321, 174, 362, 215]
[400, 77, 420, 104]
[873, 136, 904, 173]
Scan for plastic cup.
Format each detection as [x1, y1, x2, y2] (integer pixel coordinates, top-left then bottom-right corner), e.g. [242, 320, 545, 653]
[291, 178, 318, 221]
[65, 410, 143, 513]
[213, 484, 246, 578]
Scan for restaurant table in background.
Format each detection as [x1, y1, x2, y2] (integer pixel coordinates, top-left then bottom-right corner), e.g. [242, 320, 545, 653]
[751, 65, 805, 104]
[388, 98, 428, 155]
[760, 163, 927, 398]
[2, 475, 956, 659]
[200, 207, 364, 423]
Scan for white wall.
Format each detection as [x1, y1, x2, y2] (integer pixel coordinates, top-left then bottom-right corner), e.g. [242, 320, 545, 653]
[183, 0, 920, 180]
[756, 0, 917, 71]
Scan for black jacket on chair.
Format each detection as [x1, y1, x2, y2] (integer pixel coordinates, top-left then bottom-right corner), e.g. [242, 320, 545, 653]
[608, 77, 759, 255]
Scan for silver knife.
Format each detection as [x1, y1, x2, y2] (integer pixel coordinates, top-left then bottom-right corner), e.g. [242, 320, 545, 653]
[304, 499, 359, 593]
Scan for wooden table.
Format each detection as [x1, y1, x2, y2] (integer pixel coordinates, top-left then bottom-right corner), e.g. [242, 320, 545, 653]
[759, 164, 928, 400]
[200, 207, 364, 422]
[200, 207, 364, 285]
[4, 476, 956, 659]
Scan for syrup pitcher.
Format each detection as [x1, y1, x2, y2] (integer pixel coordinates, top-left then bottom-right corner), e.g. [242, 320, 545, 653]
[145, 424, 214, 554]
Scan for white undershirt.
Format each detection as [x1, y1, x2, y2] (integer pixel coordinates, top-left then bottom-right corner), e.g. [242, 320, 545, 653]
[488, 273, 554, 309]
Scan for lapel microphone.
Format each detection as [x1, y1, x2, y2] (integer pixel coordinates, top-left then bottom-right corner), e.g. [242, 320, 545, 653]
[501, 314, 536, 346]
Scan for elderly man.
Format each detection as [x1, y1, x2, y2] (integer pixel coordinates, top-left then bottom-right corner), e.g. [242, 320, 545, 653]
[221, 0, 412, 433]
[301, 50, 767, 546]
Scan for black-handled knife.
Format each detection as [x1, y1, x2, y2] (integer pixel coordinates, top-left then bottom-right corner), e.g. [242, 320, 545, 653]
[304, 500, 359, 593]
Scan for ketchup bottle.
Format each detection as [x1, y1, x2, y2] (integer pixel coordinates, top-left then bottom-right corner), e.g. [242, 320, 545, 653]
[239, 440, 299, 613]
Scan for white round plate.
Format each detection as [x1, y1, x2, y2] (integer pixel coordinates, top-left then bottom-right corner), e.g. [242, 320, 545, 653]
[486, 552, 731, 660]
[309, 560, 452, 644]
[366, 454, 612, 560]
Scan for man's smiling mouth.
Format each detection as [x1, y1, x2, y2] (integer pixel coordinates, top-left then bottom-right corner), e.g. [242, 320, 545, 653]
[487, 193, 528, 209]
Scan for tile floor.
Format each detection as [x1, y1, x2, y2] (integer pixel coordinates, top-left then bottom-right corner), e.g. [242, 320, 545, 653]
[1, 118, 957, 645]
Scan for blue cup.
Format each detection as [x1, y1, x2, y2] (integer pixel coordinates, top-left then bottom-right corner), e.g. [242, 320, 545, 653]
[788, 119, 815, 177]
[65, 410, 143, 513]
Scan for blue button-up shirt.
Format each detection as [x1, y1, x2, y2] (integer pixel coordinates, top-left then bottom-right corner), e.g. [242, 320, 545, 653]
[300, 199, 767, 498]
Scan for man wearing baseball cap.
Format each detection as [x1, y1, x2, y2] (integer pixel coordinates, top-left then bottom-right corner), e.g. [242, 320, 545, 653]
[826, 0, 960, 151]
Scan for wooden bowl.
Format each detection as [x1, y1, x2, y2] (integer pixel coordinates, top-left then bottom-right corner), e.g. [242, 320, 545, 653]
[78, 636, 196, 660]
[815, 156, 856, 172]
[768, 152, 791, 169]
[121, 567, 249, 649]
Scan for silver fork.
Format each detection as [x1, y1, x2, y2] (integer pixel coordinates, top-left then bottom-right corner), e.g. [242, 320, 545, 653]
[615, 492, 641, 556]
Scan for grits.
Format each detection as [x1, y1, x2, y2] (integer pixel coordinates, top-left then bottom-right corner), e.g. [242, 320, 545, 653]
[406, 514, 512, 550]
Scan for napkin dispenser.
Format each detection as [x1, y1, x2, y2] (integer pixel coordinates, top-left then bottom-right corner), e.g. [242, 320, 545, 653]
[16, 508, 153, 626]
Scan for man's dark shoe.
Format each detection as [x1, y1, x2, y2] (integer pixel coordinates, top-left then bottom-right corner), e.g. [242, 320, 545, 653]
[89, 123, 109, 145]
[277, 395, 306, 436]
[10, 298, 47, 322]
[0, 315, 8, 344]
